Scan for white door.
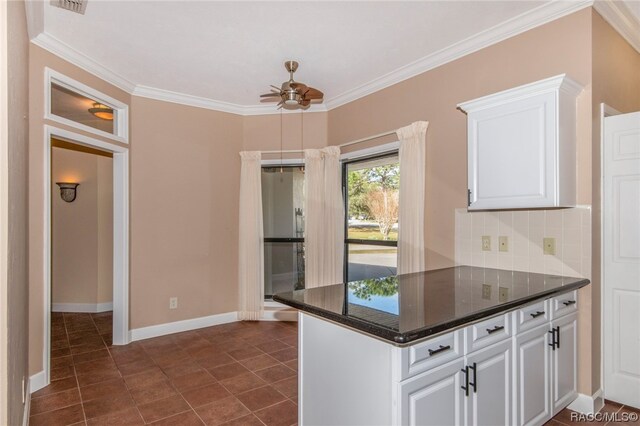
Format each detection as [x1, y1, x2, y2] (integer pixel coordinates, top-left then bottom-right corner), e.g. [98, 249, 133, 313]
[466, 339, 512, 426]
[399, 359, 465, 426]
[514, 323, 552, 426]
[551, 313, 578, 414]
[604, 111, 640, 408]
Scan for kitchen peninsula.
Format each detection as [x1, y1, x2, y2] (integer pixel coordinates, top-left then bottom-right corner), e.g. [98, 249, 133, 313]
[274, 266, 590, 426]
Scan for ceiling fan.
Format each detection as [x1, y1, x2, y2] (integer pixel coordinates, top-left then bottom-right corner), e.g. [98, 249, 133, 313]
[260, 61, 324, 109]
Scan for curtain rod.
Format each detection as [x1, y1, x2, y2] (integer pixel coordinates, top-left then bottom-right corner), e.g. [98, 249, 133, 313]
[260, 129, 397, 155]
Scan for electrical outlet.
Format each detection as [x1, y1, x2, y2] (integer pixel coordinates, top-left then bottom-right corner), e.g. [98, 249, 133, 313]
[169, 297, 178, 309]
[482, 284, 492, 300]
[499, 287, 509, 303]
[543, 237, 556, 255]
[499, 236, 509, 252]
[481, 236, 491, 251]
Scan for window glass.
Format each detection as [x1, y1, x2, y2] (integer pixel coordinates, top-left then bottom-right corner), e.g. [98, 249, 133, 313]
[262, 166, 305, 299]
[51, 83, 116, 134]
[345, 153, 399, 282]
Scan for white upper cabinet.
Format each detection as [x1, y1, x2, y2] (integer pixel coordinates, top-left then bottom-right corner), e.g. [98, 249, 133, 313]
[458, 75, 583, 210]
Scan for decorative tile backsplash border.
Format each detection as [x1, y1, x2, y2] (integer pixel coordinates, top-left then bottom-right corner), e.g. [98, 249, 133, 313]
[454, 206, 591, 279]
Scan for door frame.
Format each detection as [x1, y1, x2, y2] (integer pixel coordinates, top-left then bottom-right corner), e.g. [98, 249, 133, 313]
[43, 125, 130, 386]
[599, 103, 621, 398]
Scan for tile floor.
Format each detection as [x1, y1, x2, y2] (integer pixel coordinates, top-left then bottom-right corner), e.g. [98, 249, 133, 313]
[546, 400, 640, 426]
[31, 312, 298, 425]
[31, 312, 639, 426]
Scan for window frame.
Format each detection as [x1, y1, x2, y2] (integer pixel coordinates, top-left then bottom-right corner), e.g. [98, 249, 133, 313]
[45, 68, 129, 144]
[342, 149, 399, 283]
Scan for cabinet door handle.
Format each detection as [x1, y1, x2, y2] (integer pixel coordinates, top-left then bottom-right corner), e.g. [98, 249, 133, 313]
[548, 329, 556, 350]
[530, 311, 545, 318]
[486, 325, 504, 334]
[428, 345, 451, 356]
[461, 366, 469, 397]
[562, 300, 576, 306]
[555, 326, 560, 349]
[468, 362, 477, 393]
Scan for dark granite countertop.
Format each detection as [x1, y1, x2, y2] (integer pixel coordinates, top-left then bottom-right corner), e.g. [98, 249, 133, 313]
[273, 266, 590, 346]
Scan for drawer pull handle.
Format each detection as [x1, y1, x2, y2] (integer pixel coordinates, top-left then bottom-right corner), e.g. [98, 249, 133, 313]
[530, 311, 545, 318]
[428, 345, 451, 356]
[562, 300, 576, 306]
[486, 325, 504, 334]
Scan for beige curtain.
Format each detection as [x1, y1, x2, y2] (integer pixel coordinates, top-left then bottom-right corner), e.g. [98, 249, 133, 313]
[396, 121, 429, 274]
[238, 151, 264, 320]
[304, 146, 345, 288]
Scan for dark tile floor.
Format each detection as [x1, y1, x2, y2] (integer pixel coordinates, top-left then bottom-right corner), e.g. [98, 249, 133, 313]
[31, 312, 298, 425]
[32, 312, 639, 426]
[546, 400, 640, 426]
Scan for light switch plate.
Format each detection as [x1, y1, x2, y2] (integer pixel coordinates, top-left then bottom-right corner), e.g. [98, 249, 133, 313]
[543, 237, 556, 255]
[499, 287, 509, 302]
[482, 236, 491, 251]
[499, 236, 509, 252]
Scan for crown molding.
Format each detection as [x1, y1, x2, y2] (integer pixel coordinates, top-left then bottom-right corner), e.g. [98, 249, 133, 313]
[133, 85, 327, 115]
[28, 0, 609, 116]
[31, 32, 136, 93]
[593, 0, 640, 53]
[324, 0, 593, 110]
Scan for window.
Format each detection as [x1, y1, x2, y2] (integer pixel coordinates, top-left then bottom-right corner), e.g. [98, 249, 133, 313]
[343, 152, 399, 282]
[46, 68, 129, 143]
[262, 165, 305, 299]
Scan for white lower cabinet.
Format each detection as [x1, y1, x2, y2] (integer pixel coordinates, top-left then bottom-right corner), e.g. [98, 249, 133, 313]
[551, 312, 578, 414]
[399, 359, 465, 426]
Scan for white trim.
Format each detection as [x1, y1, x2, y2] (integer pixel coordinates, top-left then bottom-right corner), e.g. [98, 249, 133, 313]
[51, 302, 113, 313]
[0, 1, 8, 423]
[130, 311, 239, 342]
[134, 85, 327, 116]
[32, 32, 136, 93]
[325, 0, 593, 110]
[340, 141, 400, 161]
[29, 371, 46, 394]
[599, 103, 621, 403]
[27, 0, 594, 115]
[22, 380, 30, 426]
[44, 67, 129, 144]
[567, 389, 605, 414]
[593, 0, 640, 54]
[42, 125, 130, 392]
[23, 0, 44, 41]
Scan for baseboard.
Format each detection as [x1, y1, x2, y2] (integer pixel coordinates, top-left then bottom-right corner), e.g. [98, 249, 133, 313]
[129, 311, 239, 342]
[262, 308, 298, 322]
[29, 370, 46, 394]
[22, 379, 30, 426]
[51, 302, 113, 313]
[568, 389, 605, 414]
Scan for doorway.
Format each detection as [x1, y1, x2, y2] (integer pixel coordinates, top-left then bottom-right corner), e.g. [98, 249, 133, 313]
[43, 126, 130, 386]
[602, 108, 640, 408]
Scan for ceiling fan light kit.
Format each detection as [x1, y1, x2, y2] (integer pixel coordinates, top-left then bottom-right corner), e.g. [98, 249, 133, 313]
[260, 60, 324, 109]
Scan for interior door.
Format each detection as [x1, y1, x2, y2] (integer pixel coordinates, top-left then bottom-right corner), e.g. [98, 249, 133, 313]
[604, 111, 640, 408]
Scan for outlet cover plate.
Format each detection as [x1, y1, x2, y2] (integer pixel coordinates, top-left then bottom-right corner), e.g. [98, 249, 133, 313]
[543, 237, 556, 255]
[169, 297, 178, 309]
[482, 284, 492, 300]
[482, 236, 491, 251]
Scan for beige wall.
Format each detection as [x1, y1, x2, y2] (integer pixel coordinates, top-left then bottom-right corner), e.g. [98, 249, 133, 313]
[51, 146, 113, 306]
[28, 44, 130, 375]
[329, 9, 593, 273]
[130, 96, 243, 329]
[3, 0, 30, 424]
[589, 10, 640, 393]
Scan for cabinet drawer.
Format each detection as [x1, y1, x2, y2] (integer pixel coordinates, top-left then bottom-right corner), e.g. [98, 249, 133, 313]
[401, 330, 463, 380]
[465, 313, 511, 354]
[513, 299, 550, 333]
[550, 291, 578, 320]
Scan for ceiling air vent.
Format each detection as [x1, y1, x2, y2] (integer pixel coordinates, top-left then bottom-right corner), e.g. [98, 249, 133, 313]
[51, 0, 87, 14]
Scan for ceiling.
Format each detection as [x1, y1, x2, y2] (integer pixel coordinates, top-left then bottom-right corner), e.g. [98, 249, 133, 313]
[33, 1, 638, 112]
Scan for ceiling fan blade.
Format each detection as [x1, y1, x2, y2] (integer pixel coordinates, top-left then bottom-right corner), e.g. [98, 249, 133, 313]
[290, 82, 308, 92]
[260, 93, 281, 98]
[271, 85, 282, 91]
[300, 99, 311, 107]
[304, 87, 324, 99]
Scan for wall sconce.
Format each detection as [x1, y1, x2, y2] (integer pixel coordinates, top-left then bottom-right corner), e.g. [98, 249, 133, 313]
[56, 182, 79, 202]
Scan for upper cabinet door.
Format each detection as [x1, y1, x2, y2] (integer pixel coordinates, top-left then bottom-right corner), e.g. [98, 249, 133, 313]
[459, 75, 583, 210]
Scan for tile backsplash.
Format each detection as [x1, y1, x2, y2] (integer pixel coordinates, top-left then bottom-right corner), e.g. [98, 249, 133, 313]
[454, 206, 591, 278]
